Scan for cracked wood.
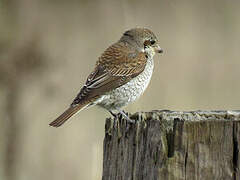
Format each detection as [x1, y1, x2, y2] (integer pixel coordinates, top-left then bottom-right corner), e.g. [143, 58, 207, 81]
[102, 110, 240, 180]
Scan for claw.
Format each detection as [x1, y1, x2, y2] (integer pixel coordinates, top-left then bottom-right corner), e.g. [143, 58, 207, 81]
[109, 109, 135, 123]
[117, 109, 135, 123]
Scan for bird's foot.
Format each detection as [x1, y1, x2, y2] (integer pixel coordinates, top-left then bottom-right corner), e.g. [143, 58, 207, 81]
[109, 110, 135, 135]
[109, 110, 135, 123]
[109, 110, 118, 127]
[117, 109, 135, 123]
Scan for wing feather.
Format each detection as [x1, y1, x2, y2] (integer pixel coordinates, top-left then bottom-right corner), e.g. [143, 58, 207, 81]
[71, 42, 147, 106]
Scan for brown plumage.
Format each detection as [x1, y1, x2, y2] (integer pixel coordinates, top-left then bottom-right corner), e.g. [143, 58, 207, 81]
[49, 104, 85, 127]
[50, 28, 162, 127]
[73, 42, 147, 103]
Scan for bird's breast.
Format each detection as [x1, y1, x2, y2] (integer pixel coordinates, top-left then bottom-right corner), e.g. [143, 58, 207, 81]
[97, 58, 154, 110]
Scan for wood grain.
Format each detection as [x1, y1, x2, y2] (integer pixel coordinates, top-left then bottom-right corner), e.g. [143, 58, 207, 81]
[102, 110, 240, 180]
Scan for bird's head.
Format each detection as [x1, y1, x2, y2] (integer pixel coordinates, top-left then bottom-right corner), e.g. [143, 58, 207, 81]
[120, 28, 163, 58]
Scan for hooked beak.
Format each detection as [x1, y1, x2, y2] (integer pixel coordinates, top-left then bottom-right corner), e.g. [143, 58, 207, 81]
[154, 44, 163, 53]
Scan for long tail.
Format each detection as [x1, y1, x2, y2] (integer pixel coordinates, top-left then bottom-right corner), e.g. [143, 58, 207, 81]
[49, 104, 86, 127]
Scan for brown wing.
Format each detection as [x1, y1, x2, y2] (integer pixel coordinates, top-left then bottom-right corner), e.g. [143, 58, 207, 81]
[71, 42, 147, 106]
[49, 42, 147, 127]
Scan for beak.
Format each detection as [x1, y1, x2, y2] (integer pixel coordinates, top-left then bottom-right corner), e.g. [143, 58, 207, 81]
[154, 44, 163, 53]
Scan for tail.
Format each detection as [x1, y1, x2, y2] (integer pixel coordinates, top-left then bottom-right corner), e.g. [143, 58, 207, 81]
[49, 104, 86, 127]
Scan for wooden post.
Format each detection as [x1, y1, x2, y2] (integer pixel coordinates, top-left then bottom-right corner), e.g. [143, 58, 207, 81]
[102, 110, 240, 180]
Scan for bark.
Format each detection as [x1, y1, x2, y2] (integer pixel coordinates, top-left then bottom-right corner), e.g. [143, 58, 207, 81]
[102, 110, 240, 180]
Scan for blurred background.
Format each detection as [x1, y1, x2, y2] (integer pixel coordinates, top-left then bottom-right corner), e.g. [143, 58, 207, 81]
[0, 0, 239, 179]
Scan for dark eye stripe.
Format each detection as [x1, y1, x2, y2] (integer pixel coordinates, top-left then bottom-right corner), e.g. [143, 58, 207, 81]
[150, 40, 156, 45]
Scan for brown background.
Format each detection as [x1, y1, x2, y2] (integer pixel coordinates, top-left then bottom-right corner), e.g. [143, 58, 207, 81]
[0, 0, 240, 180]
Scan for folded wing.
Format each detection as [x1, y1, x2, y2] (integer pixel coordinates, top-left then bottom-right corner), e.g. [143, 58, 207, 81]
[50, 42, 147, 127]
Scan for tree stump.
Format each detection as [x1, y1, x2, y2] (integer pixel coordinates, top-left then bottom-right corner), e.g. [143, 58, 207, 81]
[102, 110, 240, 180]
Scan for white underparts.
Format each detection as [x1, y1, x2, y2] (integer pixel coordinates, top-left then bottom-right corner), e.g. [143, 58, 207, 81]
[95, 58, 154, 111]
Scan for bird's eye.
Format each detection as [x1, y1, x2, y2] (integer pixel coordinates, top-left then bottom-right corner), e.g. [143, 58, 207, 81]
[150, 40, 156, 45]
[144, 40, 153, 48]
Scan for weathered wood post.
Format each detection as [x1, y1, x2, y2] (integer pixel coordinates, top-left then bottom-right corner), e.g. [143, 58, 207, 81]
[102, 110, 240, 180]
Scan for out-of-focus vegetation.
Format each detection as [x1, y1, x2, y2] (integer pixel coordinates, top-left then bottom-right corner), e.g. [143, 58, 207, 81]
[0, 0, 239, 180]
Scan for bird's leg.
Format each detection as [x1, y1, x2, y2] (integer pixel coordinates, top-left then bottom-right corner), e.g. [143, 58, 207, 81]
[117, 109, 135, 123]
[109, 110, 117, 118]
[109, 110, 118, 127]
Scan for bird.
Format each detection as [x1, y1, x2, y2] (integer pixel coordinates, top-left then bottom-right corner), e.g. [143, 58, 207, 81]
[49, 27, 163, 127]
